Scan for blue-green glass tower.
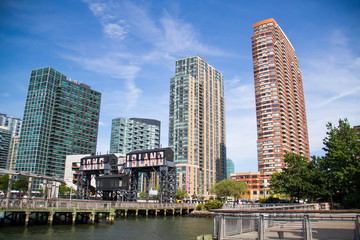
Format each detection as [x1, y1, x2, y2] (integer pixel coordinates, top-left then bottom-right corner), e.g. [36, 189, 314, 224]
[16, 67, 101, 186]
[110, 117, 160, 154]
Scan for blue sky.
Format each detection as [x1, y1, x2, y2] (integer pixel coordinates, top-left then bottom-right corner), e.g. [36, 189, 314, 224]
[1, 0, 359, 173]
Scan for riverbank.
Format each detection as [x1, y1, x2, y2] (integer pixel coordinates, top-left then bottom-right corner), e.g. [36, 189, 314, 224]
[188, 210, 215, 218]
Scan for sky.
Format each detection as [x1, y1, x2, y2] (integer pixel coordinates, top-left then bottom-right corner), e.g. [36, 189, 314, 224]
[0, 0, 359, 173]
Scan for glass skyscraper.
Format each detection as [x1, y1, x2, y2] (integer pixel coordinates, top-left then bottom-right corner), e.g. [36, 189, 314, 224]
[251, 19, 310, 178]
[15, 67, 101, 186]
[169, 55, 226, 196]
[226, 159, 235, 179]
[110, 117, 160, 154]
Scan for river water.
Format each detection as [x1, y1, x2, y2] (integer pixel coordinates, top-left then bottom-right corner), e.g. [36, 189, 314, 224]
[0, 216, 213, 240]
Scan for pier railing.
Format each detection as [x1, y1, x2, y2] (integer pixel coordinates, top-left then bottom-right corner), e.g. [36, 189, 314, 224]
[0, 197, 197, 210]
[211, 209, 360, 240]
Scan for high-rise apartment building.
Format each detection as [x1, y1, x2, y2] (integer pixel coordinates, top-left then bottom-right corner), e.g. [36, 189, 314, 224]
[251, 18, 310, 178]
[110, 117, 160, 154]
[0, 127, 11, 169]
[16, 67, 101, 186]
[110, 117, 160, 192]
[0, 113, 22, 138]
[169, 55, 226, 196]
[0, 113, 22, 169]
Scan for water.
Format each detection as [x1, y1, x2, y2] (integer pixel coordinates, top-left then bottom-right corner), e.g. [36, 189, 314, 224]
[0, 217, 213, 240]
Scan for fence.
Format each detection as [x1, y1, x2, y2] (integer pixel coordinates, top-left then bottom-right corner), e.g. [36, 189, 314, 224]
[0, 197, 197, 210]
[212, 210, 360, 240]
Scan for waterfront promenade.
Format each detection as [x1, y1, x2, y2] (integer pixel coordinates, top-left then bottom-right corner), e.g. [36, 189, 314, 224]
[0, 198, 197, 227]
[209, 205, 360, 240]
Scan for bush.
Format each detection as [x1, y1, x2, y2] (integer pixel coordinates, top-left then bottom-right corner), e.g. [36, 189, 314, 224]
[204, 200, 223, 210]
[259, 196, 281, 203]
[196, 203, 205, 210]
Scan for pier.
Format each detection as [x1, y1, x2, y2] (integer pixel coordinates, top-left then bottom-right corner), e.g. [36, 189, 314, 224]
[0, 198, 197, 227]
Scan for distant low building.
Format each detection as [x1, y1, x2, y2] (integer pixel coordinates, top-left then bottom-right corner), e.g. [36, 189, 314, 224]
[230, 171, 270, 201]
[64, 154, 126, 190]
[354, 125, 360, 140]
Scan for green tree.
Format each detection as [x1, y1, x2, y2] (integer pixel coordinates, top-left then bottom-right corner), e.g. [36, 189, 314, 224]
[139, 192, 146, 199]
[175, 188, 189, 200]
[0, 174, 9, 192]
[211, 179, 247, 202]
[270, 153, 328, 202]
[319, 119, 360, 208]
[13, 176, 28, 194]
[59, 185, 71, 197]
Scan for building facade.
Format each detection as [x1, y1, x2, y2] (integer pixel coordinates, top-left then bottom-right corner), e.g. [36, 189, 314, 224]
[110, 117, 160, 154]
[0, 113, 22, 169]
[169, 55, 226, 196]
[226, 159, 235, 179]
[15, 67, 101, 187]
[0, 113, 22, 138]
[230, 172, 269, 201]
[110, 117, 160, 192]
[0, 127, 11, 169]
[251, 18, 310, 178]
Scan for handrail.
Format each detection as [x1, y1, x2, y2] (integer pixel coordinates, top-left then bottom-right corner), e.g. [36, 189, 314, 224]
[0, 197, 197, 210]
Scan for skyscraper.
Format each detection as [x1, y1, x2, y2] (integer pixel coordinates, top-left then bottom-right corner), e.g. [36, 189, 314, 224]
[0, 113, 22, 169]
[169, 55, 226, 196]
[251, 19, 310, 178]
[0, 113, 22, 138]
[0, 126, 11, 169]
[110, 117, 160, 154]
[226, 159, 235, 179]
[16, 67, 101, 187]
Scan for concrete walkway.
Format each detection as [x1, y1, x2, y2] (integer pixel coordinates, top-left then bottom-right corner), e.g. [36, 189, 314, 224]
[223, 219, 356, 240]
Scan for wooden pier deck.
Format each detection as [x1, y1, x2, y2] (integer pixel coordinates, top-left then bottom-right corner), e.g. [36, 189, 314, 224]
[0, 198, 197, 227]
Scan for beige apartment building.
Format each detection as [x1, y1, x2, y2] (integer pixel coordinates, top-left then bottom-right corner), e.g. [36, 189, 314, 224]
[169, 55, 226, 196]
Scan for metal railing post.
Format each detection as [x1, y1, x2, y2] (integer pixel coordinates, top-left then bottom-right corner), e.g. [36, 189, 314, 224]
[303, 214, 312, 240]
[355, 215, 360, 240]
[258, 214, 265, 240]
[219, 214, 225, 239]
[5, 174, 13, 208]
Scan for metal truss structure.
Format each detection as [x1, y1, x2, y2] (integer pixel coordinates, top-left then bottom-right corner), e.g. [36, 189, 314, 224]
[76, 148, 176, 202]
[125, 164, 176, 202]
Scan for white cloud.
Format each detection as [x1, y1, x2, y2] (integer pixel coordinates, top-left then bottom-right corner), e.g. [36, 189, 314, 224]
[314, 86, 360, 108]
[65, 55, 140, 80]
[103, 22, 127, 39]
[301, 29, 360, 156]
[125, 79, 143, 109]
[225, 74, 255, 112]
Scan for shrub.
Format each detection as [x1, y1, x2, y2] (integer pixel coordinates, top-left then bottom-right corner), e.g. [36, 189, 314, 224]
[196, 203, 205, 210]
[204, 200, 223, 210]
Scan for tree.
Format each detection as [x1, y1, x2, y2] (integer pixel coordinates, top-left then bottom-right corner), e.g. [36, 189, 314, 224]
[175, 188, 188, 200]
[191, 193, 198, 199]
[139, 192, 146, 199]
[270, 153, 328, 202]
[0, 174, 9, 192]
[319, 119, 360, 208]
[13, 176, 29, 194]
[211, 179, 247, 202]
[59, 185, 71, 197]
